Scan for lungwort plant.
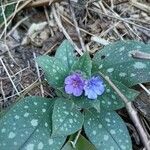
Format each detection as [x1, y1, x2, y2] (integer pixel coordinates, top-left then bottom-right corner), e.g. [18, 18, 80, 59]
[0, 40, 150, 150]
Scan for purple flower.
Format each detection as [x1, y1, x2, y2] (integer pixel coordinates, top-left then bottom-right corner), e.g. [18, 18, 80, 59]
[84, 76, 105, 100]
[64, 73, 85, 96]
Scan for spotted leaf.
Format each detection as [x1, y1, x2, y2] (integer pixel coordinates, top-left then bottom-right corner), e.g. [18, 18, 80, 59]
[36, 55, 69, 87]
[72, 52, 92, 77]
[93, 41, 150, 87]
[55, 40, 77, 69]
[72, 96, 101, 112]
[99, 79, 139, 110]
[52, 98, 84, 137]
[72, 79, 139, 111]
[84, 109, 132, 150]
[0, 96, 66, 150]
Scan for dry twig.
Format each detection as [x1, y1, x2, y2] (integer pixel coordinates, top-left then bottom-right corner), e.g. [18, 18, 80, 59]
[0, 57, 20, 96]
[68, 0, 86, 52]
[52, 4, 83, 55]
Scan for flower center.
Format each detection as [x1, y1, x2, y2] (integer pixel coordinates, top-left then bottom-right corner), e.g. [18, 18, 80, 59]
[72, 80, 79, 88]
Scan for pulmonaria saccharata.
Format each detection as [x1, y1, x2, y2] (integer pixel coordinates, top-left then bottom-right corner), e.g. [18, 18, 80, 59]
[64, 73, 85, 96]
[84, 76, 105, 99]
[64, 73, 105, 99]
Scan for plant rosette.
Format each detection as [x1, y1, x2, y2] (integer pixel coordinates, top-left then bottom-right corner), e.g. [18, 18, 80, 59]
[1, 40, 149, 150]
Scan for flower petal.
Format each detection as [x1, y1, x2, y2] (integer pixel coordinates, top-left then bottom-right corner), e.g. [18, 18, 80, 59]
[65, 76, 73, 84]
[64, 73, 85, 96]
[65, 84, 73, 94]
[73, 87, 83, 96]
[84, 75, 105, 100]
[86, 90, 97, 99]
[93, 84, 105, 95]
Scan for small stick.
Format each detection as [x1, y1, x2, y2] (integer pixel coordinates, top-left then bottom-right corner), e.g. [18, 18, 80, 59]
[52, 4, 83, 56]
[0, 65, 29, 80]
[68, 0, 86, 52]
[99, 73, 150, 150]
[0, 57, 20, 96]
[0, 0, 33, 29]
[139, 83, 150, 96]
[33, 52, 44, 97]
[0, 78, 41, 102]
[6, 16, 29, 37]
[88, 7, 150, 32]
[130, 0, 150, 13]
[70, 129, 82, 148]
[26, 0, 52, 7]
[131, 51, 150, 60]
[0, 81, 6, 102]
[60, 14, 94, 36]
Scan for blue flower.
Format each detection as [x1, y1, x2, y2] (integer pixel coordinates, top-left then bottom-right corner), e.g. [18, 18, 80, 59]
[64, 73, 85, 96]
[84, 76, 105, 99]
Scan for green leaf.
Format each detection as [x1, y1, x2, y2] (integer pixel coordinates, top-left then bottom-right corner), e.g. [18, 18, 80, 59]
[36, 55, 69, 87]
[52, 98, 84, 137]
[0, 96, 66, 150]
[61, 134, 96, 150]
[72, 52, 92, 77]
[55, 40, 77, 69]
[99, 79, 139, 110]
[93, 40, 150, 87]
[0, 1, 15, 24]
[73, 79, 139, 111]
[73, 96, 101, 112]
[84, 109, 132, 150]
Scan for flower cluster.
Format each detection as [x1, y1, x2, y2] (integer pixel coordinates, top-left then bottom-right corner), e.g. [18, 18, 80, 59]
[64, 73, 105, 100]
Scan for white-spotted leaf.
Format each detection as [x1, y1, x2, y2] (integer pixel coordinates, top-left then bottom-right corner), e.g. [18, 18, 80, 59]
[84, 109, 132, 150]
[93, 41, 150, 87]
[0, 96, 66, 150]
[72, 96, 101, 112]
[55, 40, 77, 69]
[52, 98, 84, 137]
[99, 79, 139, 110]
[73, 79, 139, 111]
[72, 52, 92, 77]
[36, 55, 69, 87]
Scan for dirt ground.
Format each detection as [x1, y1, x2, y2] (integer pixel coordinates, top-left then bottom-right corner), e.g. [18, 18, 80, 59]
[0, 0, 150, 149]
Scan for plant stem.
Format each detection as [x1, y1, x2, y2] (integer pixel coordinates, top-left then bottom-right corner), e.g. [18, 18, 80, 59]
[70, 129, 81, 148]
[100, 73, 150, 150]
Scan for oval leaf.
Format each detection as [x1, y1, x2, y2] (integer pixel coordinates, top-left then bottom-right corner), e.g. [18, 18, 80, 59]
[99, 80, 139, 110]
[84, 109, 132, 150]
[36, 55, 69, 87]
[0, 96, 66, 150]
[93, 41, 150, 87]
[52, 98, 84, 137]
[55, 40, 77, 69]
[72, 96, 101, 112]
[72, 52, 92, 77]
